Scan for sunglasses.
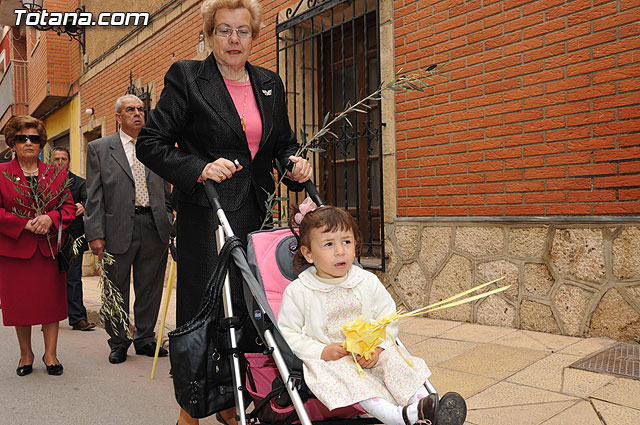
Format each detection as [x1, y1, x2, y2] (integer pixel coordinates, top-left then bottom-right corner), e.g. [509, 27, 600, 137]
[14, 134, 42, 144]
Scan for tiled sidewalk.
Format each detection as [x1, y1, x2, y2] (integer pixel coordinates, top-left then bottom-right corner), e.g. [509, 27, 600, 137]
[82, 276, 639, 424]
[399, 318, 639, 425]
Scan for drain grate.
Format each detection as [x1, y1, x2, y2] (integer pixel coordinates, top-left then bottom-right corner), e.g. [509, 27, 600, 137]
[570, 342, 639, 380]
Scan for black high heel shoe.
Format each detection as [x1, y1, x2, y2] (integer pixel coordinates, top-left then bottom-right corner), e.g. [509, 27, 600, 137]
[42, 355, 63, 376]
[16, 361, 33, 376]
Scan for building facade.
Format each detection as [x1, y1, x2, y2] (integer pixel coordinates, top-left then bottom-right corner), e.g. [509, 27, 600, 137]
[2, 0, 638, 341]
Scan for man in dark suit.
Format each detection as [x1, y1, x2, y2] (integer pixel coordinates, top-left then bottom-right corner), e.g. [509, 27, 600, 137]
[85, 94, 173, 364]
[52, 147, 95, 331]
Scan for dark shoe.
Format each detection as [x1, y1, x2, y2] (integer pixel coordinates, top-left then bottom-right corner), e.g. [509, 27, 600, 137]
[42, 355, 63, 376]
[135, 342, 167, 357]
[16, 362, 33, 376]
[72, 320, 96, 331]
[433, 392, 467, 425]
[403, 393, 438, 425]
[108, 346, 128, 364]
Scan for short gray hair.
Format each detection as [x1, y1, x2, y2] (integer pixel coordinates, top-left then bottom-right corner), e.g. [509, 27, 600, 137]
[115, 94, 143, 113]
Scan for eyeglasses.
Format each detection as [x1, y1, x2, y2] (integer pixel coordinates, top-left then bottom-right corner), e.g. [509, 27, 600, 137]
[124, 106, 145, 114]
[14, 134, 42, 144]
[214, 25, 252, 39]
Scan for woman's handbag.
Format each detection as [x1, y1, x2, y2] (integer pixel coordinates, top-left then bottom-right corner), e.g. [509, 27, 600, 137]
[56, 210, 78, 273]
[168, 236, 246, 419]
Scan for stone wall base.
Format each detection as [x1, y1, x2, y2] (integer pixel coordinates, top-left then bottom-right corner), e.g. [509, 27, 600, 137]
[378, 221, 640, 343]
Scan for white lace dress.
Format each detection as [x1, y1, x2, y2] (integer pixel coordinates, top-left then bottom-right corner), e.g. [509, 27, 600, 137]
[299, 285, 429, 410]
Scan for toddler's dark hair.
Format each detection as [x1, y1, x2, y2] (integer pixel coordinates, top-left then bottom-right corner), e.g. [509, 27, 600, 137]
[289, 204, 361, 273]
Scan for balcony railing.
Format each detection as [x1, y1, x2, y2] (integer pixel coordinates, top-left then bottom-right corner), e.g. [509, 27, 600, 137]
[0, 60, 28, 123]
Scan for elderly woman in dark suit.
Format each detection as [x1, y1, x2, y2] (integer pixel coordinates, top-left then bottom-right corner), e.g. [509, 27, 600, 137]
[137, 0, 312, 423]
[0, 116, 77, 376]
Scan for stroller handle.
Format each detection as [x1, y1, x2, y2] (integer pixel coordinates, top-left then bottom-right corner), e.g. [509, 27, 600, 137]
[283, 159, 324, 207]
[204, 180, 223, 211]
[203, 161, 325, 211]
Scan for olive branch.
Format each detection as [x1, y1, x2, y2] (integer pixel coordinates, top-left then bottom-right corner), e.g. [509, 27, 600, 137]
[1, 162, 71, 257]
[260, 64, 447, 229]
[70, 234, 130, 337]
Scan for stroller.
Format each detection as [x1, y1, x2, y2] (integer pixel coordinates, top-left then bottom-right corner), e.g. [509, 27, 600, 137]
[171, 178, 445, 425]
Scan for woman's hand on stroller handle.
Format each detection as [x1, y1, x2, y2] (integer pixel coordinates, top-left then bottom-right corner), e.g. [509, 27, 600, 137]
[286, 155, 313, 183]
[284, 157, 324, 207]
[201, 158, 243, 184]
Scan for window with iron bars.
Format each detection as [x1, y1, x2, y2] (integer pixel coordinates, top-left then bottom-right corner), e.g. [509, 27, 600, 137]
[276, 0, 384, 270]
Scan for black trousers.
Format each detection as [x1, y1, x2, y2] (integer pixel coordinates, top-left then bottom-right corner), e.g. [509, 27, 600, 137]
[175, 188, 262, 330]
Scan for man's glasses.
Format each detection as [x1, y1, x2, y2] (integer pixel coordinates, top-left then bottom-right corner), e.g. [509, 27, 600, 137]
[214, 25, 252, 39]
[14, 135, 42, 144]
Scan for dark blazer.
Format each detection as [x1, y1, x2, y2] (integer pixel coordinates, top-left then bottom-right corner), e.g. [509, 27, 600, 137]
[0, 158, 76, 259]
[66, 171, 89, 251]
[85, 133, 173, 255]
[137, 54, 302, 212]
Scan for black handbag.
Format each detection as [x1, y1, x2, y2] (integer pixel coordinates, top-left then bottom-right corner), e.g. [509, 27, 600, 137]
[56, 210, 78, 273]
[168, 236, 246, 419]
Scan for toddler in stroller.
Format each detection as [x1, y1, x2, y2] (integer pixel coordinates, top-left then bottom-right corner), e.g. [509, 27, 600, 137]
[277, 202, 467, 425]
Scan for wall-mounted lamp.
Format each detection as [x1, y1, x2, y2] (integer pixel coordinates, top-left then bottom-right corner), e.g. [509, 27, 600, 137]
[20, 0, 86, 54]
[85, 108, 94, 115]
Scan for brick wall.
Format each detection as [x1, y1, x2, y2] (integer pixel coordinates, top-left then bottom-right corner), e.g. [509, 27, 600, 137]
[27, 0, 82, 114]
[394, 0, 640, 216]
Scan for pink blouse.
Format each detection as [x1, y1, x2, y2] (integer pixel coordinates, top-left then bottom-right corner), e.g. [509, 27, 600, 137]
[224, 77, 262, 159]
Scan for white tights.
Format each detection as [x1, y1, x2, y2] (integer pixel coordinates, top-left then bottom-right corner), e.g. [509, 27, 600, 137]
[358, 385, 431, 425]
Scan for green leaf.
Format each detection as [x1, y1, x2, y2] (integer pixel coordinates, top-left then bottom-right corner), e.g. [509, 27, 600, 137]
[426, 64, 437, 71]
[323, 111, 331, 126]
[307, 147, 326, 152]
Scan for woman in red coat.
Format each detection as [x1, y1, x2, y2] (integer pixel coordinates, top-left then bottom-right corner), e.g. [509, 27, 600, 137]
[0, 116, 77, 376]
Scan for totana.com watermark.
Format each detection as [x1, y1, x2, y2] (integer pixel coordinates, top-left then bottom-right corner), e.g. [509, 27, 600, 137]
[14, 9, 150, 27]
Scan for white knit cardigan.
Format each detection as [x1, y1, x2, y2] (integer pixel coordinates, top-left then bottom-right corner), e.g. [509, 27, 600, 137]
[277, 265, 399, 360]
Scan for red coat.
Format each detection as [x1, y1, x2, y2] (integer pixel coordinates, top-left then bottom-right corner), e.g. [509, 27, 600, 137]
[0, 158, 77, 259]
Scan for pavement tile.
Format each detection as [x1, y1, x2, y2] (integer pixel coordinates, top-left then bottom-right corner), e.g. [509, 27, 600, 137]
[467, 381, 579, 409]
[507, 353, 582, 392]
[411, 337, 478, 367]
[437, 323, 518, 343]
[466, 401, 575, 425]
[400, 331, 431, 349]
[591, 399, 640, 425]
[493, 330, 552, 351]
[540, 400, 602, 425]
[428, 366, 498, 399]
[437, 344, 547, 380]
[558, 337, 616, 356]
[495, 329, 582, 353]
[522, 330, 583, 352]
[399, 317, 462, 337]
[562, 367, 616, 398]
[590, 377, 640, 410]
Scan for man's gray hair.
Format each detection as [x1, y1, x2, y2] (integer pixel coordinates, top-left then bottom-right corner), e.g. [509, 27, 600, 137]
[115, 94, 143, 113]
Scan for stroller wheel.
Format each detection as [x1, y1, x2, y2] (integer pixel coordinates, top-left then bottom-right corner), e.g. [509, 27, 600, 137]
[434, 392, 466, 425]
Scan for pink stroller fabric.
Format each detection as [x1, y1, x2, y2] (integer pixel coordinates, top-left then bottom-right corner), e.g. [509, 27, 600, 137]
[246, 228, 366, 422]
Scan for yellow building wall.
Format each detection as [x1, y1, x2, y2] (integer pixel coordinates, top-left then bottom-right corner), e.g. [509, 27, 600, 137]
[44, 97, 82, 174]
